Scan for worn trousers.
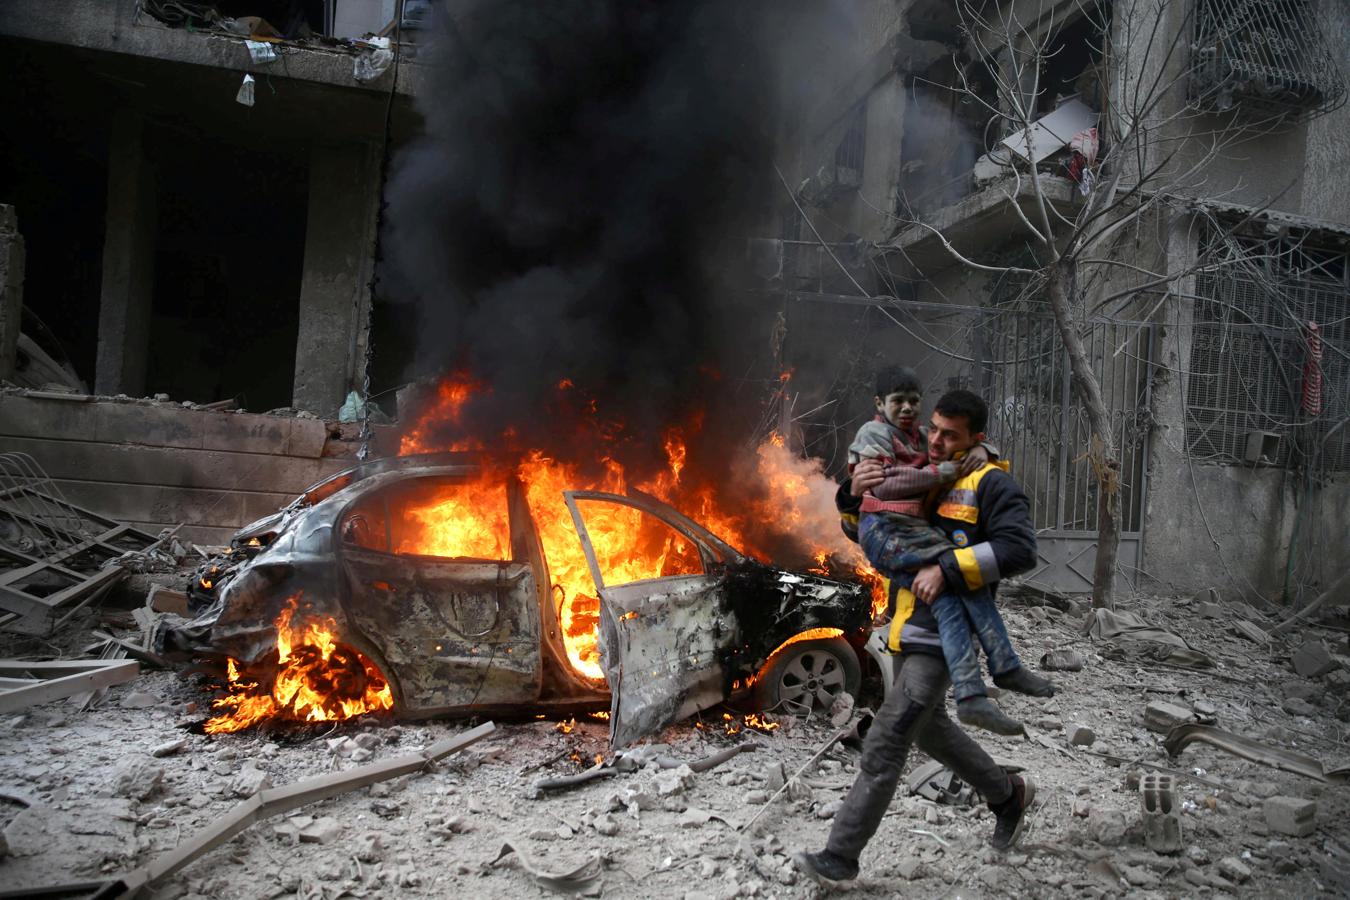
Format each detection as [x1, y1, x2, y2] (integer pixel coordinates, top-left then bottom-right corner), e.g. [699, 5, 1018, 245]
[826, 652, 1013, 861]
[860, 512, 1021, 702]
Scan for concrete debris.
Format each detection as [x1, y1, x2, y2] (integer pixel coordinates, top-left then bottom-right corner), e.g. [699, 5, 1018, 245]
[1067, 724, 1095, 746]
[298, 816, 343, 844]
[1143, 701, 1193, 733]
[1072, 799, 1091, 817]
[230, 765, 273, 798]
[355, 831, 384, 863]
[1291, 641, 1338, 678]
[110, 757, 164, 800]
[1264, 796, 1317, 836]
[150, 738, 187, 758]
[118, 691, 158, 709]
[1139, 773, 1183, 854]
[679, 807, 713, 828]
[1281, 697, 1318, 718]
[745, 789, 769, 805]
[1087, 809, 1127, 846]
[350, 747, 375, 763]
[815, 799, 842, 819]
[1188, 845, 1211, 865]
[592, 814, 620, 836]
[655, 765, 695, 797]
[1217, 856, 1252, 883]
[1233, 620, 1270, 643]
[1039, 649, 1084, 671]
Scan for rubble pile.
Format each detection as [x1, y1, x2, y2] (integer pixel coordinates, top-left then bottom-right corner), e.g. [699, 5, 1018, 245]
[1, 589, 1347, 898]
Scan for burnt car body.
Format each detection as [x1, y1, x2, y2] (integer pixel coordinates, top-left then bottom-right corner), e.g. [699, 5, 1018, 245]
[158, 453, 877, 746]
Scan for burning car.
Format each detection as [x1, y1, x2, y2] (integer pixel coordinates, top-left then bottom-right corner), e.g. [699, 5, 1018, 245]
[158, 453, 878, 746]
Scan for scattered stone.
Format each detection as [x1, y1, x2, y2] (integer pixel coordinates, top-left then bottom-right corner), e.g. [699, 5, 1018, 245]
[1281, 697, 1317, 718]
[699, 859, 719, 878]
[151, 738, 187, 758]
[111, 758, 165, 801]
[679, 808, 713, 828]
[298, 816, 342, 844]
[763, 762, 786, 792]
[1232, 620, 1270, 644]
[350, 748, 374, 764]
[816, 800, 842, 820]
[1281, 680, 1322, 702]
[1072, 799, 1091, 818]
[370, 799, 400, 819]
[355, 832, 384, 863]
[1192, 699, 1218, 718]
[527, 828, 558, 842]
[1143, 701, 1192, 733]
[655, 765, 694, 797]
[1188, 846, 1211, 865]
[1068, 725, 1096, 746]
[1216, 857, 1251, 883]
[1264, 796, 1316, 837]
[229, 765, 272, 799]
[119, 691, 158, 710]
[895, 858, 923, 881]
[1291, 640, 1337, 678]
[354, 733, 380, 750]
[273, 815, 313, 842]
[328, 737, 355, 757]
[828, 692, 855, 728]
[1118, 864, 1159, 888]
[1088, 810, 1127, 847]
[745, 790, 769, 805]
[592, 814, 620, 836]
[1035, 717, 1063, 732]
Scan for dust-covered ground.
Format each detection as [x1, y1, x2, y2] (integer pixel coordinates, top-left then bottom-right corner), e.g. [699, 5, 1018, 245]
[2, 589, 1348, 899]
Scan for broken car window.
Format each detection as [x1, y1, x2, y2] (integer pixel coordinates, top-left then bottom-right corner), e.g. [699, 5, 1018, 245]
[572, 498, 704, 587]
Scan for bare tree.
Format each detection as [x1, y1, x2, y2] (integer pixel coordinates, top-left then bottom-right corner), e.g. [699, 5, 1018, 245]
[873, 0, 1330, 608]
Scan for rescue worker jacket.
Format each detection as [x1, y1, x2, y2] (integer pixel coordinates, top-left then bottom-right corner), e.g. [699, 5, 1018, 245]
[837, 460, 1038, 656]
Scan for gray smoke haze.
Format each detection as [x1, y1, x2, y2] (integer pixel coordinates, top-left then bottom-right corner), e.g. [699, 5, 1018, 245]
[382, 0, 830, 478]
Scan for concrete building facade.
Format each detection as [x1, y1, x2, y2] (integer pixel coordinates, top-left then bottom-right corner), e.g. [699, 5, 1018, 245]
[766, 0, 1350, 605]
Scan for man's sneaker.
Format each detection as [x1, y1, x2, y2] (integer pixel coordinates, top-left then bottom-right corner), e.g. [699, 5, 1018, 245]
[993, 666, 1057, 698]
[989, 774, 1037, 850]
[792, 849, 859, 885]
[956, 696, 1025, 735]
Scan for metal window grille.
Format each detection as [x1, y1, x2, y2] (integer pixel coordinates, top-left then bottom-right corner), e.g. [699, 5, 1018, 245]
[1191, 0, 1347, 121]
[833, 105, 866, 183]
[1185, 232, 1350, 469]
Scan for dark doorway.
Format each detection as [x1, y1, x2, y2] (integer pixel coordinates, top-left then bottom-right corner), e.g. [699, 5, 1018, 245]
[144, 127, 308, 410]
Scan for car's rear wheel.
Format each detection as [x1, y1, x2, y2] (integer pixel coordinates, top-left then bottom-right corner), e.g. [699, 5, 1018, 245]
[753, 636, 861, 715]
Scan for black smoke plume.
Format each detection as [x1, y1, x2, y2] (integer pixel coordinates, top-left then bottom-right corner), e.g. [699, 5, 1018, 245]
[382, 0, 794, 479]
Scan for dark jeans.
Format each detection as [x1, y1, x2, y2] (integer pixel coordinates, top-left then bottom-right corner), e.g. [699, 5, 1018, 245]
[859, 513, 1021, 702]
[826, 653, 1013, 861]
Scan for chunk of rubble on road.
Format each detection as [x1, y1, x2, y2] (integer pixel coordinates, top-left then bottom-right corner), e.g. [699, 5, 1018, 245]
[119, 691, 159, 710]
[111, 757, 165, 800]
[745, 789, 769, 805]
[1264, 796, 1316, 836]
[895, 857, 924, 881]
[298, 816, 343, 844]
[816, 799, 841, 819]
[1068, 724, 1096, 746]
[1072, 799, 1091, 817]
[679, 807, 713, 828]
[1143, 701, 1193, 733]
[592, 814, 620, 836]
[151, 738, 187, 758]
[230, 764, 272, 798]
[354, 733, 380, 751]
[328, 737, 355, 757]
[1291, 640, 1337, 678]
[1281, 696, 1318, 717]
[355, 831, 384, 862]
[1217, 857, 1252, 882]
[273, 815, 313, 842]
[655, 765, 695, 797]
[1188, 845, 1211, 865]
[1088, 809, 1127, 846]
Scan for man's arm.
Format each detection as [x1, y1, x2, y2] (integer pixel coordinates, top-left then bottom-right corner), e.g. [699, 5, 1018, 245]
[869, 460, 956, 500]
[935, 470, 1037, 593]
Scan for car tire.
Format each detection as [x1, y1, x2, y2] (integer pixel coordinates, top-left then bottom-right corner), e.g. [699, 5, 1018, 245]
[753, 636, 861, 715]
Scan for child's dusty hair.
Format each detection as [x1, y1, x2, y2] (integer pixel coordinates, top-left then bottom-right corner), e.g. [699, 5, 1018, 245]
[875, 365, 922, 398]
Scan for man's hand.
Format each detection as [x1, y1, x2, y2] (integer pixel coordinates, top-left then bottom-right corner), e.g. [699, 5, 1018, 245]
[850, 458, 886, 496]
[911, 564, 946, 604]
[958, 445, 990, 477]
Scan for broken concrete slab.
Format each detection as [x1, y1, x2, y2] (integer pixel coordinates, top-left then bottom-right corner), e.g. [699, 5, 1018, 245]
[151, 738, 187, 758]
[299, 816, 343, 844]
[1067, 725, 1096, 746]
[110, 758, 164, 801]
[1292, 641, 1338, 678]
[1143, 701, 1193, 733]
[1264, 796, 1316, 836]
[230, 765, 273, 798]
[1282, 697, 1318, 718]
[1216, 856, 1251, 883]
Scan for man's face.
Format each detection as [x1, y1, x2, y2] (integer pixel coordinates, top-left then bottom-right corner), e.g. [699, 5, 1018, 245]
[875, 390, 922, 430]
[927, 410, 983, 462]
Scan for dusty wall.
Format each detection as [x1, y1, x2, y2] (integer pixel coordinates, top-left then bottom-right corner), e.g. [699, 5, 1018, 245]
[0, 393, 365, 545]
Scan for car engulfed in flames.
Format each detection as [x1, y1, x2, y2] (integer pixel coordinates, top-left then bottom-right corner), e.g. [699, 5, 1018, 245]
[157, 453, 877, 747]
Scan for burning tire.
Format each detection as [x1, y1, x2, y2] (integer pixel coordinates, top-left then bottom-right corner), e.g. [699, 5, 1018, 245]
[753, 636, 861, 715]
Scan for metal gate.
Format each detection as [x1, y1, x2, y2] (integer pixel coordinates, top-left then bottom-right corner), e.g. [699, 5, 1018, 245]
[979, 311, 1155, 594]
[776, 266, 1157, 595]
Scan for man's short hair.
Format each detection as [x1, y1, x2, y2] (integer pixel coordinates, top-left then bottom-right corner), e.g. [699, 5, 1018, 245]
[874, 365, 922, 398]
[934, 389, 988, 434]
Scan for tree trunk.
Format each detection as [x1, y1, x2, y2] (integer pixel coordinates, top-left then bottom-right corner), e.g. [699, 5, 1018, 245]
[1045, 262, 1122, 609]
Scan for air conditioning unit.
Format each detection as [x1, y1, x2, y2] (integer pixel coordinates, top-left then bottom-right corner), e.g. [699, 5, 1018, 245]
[1242, 430, 1280, 465]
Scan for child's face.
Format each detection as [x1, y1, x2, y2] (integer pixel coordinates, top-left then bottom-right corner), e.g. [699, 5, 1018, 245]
[875, 389, 922, 430]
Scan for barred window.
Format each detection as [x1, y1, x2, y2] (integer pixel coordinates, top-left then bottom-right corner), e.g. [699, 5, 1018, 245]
[1185, 232, 1350, 469]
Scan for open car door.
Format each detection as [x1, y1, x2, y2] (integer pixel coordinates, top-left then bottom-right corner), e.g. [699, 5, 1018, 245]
[563, 490, 743, 747]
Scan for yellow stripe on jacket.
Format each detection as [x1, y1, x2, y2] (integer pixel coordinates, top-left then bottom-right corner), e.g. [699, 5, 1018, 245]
[887, 586, 915, 652]
[935, 459, 1009, 523]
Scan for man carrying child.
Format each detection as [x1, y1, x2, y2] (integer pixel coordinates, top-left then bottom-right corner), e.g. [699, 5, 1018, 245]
[795, 379, 1045, 884]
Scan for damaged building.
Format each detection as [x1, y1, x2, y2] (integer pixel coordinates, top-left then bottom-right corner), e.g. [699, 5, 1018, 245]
[765, 0, 1350, 604]
[0, 0, 425, 543]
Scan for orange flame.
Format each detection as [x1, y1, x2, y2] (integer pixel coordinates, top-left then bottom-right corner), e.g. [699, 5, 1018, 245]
[205, 598, 393, 733]
[391, 379, 886, 683]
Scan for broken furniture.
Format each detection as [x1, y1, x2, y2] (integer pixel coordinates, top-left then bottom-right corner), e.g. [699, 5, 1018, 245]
[0, 658, 139, 713]
[0, 453, 161, 634]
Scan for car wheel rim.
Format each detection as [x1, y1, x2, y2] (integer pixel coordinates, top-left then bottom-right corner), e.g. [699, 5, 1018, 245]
[778, 650, 846, 709]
